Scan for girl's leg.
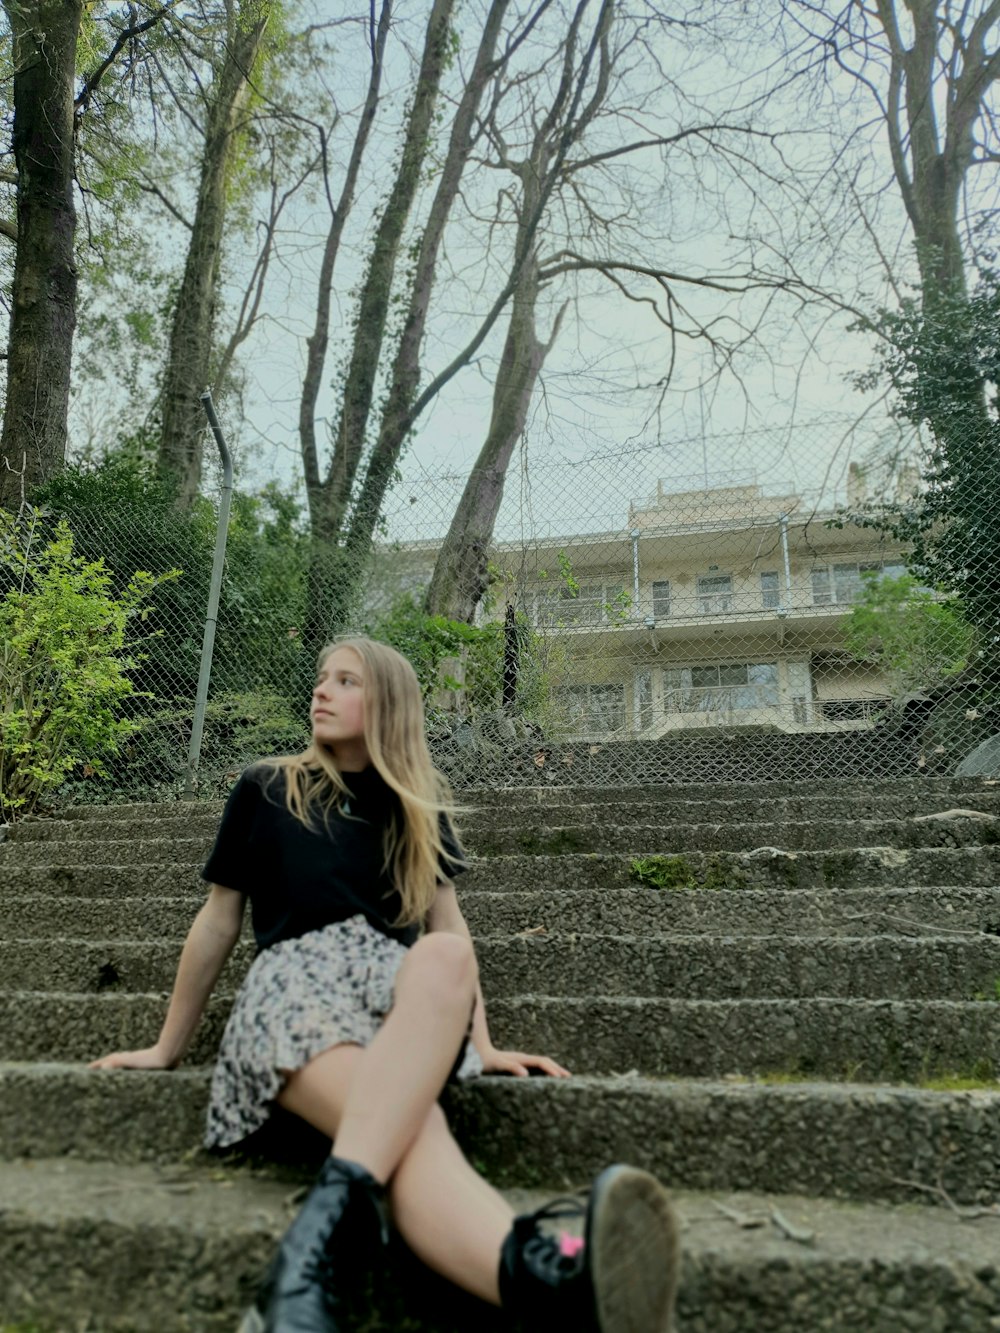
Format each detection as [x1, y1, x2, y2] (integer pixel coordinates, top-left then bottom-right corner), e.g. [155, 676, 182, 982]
[279, 1043, 513, 1304]
[316, 931, 478, 1182]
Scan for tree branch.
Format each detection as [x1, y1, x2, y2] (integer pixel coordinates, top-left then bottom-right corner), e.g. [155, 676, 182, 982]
[75, 4, 178, 116]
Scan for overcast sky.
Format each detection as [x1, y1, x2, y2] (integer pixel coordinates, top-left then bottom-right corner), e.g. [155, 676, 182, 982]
[78, 1, 994, 538]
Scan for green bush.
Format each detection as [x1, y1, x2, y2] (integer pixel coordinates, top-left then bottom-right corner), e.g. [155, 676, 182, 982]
[365, 593, 485, 699]
[35, 457, 311, 702]
[57, 690, 310, 804]
[0, 509, 178, 818]
[843, 573, 976, 694]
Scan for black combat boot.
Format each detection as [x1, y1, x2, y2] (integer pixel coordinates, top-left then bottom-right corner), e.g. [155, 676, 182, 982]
[239, 1155, 389, 1333]
[498, 1164, 680, 1333]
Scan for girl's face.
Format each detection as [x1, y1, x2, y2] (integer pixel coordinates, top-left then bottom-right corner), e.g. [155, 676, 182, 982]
[311, 647, 366, 751]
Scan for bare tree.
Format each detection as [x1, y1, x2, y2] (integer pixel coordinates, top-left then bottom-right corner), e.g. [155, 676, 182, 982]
[774, 1, 1000, 671]
[300, 0, 520, 649]
[779, 0, 1000, 407]
[158, 0, 273, 505]
[425, 5, 806, 625]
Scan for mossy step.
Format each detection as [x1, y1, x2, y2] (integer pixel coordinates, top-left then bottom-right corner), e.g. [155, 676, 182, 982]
[6, 816, 1000, 865]
[5, 846, 1000, 893]
[12, 793, 1000, 845]
[44, 775, 994, 821]
[2, 1159, 998, 1333]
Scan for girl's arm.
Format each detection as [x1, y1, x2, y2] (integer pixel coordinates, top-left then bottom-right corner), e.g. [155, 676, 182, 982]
[89, 884, 247, 1071]
[425, 882, 570, 1079]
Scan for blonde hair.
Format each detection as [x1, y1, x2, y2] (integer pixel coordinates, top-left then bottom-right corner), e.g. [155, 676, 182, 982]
[261, 635, 464, 926]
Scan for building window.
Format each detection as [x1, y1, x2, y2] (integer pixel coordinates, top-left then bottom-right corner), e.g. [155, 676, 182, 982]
[820, 698, 890, 723]
[811, 562, 906, 606]
[555, 684, 626, 733]
[696, 573, 733, 614]
[535, 583, 602, 626]
[760, 571, 780, 609]
[535, 582, 628, 627]
[651, 580, 671, 618]
[663, 662, 779, 713]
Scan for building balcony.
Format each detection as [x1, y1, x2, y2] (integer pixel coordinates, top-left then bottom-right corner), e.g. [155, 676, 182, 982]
[529, 599, 865, 647]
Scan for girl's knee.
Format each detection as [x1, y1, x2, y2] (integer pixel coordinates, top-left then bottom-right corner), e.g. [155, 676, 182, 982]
[404, 932, 477, 1004]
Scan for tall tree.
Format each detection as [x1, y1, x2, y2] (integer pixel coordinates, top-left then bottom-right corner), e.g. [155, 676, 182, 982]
[426, 3, 802, 625]
[158, 0, 273, 506]
[0, 0, 84, 510]
[780, 1, 1000, 664]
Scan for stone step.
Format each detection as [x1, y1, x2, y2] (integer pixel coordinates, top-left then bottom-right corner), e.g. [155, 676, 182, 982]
[3, 1064, 999, 1209]
[13, 792, 1000, 844]
[6, 933, 1000, 1002]
[4, 885, 999, 942]
[5, 992, 998, 1081]
[5, 845, 1000, 894]
[2, 1159, 998, 1333]
[5, 814, 1000, 865]
[45, 775, 996, 820]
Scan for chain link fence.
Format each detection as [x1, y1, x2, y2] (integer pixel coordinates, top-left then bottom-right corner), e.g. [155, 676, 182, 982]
[4, 419, 998, 809]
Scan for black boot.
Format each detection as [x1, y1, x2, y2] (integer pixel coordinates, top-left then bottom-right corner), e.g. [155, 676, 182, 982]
[239, 1155, 389, 1333]
[498, 1165, 680, 1333]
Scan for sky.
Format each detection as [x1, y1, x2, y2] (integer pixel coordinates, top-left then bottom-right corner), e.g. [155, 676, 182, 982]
[71, 1, 996, 540]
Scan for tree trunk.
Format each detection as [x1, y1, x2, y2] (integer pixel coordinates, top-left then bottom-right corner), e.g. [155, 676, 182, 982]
[0, 0, 83, 512]
[302, 0, 456, 652]
[299, 0, 393, 516]
[336, 0, 512, 571]
[426, 255, 560, 623]
[333, 0, 611, 631]
[158, 1, 271, 507]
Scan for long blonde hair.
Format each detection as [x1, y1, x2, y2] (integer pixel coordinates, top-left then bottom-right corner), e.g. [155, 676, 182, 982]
[261, 635, 464, 926]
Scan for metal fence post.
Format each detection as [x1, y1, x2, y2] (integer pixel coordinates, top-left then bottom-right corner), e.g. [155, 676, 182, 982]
[183, 389, 234, 797]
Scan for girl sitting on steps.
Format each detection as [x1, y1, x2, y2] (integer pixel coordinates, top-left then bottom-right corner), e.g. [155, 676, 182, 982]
[91, 635, 680, 1332]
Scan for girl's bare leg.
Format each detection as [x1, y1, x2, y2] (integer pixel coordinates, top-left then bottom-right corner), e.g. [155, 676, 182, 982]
[279, 1044, 513, 1304]
[328, 931, 478, 1181]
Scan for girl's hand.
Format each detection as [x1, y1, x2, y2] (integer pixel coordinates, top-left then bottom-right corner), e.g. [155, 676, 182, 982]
[480, 1047, 571, 1078]
[88, 1045, 176, 1071]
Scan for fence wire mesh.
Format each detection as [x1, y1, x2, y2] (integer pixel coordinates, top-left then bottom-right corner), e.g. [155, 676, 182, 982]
[3, 420, 998, 810]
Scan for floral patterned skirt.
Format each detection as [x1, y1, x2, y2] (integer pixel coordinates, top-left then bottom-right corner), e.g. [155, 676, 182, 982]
[204, 913, 483, 1150]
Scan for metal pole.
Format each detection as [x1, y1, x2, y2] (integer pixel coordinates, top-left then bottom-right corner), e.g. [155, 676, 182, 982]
[631, 528, 641, 618]
[183, 390, 234, 797]
[779, 512, 792, 609]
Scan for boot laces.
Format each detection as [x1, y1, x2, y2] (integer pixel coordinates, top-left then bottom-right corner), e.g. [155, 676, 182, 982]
[514, 1194, 588, 1279]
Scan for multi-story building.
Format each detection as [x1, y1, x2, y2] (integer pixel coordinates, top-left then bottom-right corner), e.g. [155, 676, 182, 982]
[507, 474, 909, 740]
[369, 469, 915, 741]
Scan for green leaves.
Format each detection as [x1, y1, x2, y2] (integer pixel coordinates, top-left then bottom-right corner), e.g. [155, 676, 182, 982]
[366, 592, 485, 699]
[842, 574, 976, 695]
[0, 508, 178, 818]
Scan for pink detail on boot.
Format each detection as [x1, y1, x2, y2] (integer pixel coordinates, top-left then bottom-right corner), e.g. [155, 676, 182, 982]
[559, 1234, 585, 1259]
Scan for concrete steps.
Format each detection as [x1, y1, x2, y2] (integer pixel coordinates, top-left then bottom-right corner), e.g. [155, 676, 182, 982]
[7, 844, 1000, 894]
[5, 932, 1000, 1000]
[4, 886, 1000, 940]
[3, 1064, 999, 1209]
[6, 814, 1000, 864]
[1, 1160, 998, 1333]
[13, 789, 1000, 843]
[3, 775, 1000, 1330]
[4, 991, 999, 1080]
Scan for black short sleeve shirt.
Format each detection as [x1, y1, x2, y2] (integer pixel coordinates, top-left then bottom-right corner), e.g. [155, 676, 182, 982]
[202, 764, 467, 953]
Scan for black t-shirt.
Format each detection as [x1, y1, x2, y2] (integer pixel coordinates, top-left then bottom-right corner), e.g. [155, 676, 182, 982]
[202, 764, 467, 953]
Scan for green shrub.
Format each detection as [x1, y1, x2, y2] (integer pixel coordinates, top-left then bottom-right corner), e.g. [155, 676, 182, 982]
[58, 690, 310, 803]
[0, 509, 179, 818]
[843, 573, 976, 694]
[365, 593, 486, 698]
